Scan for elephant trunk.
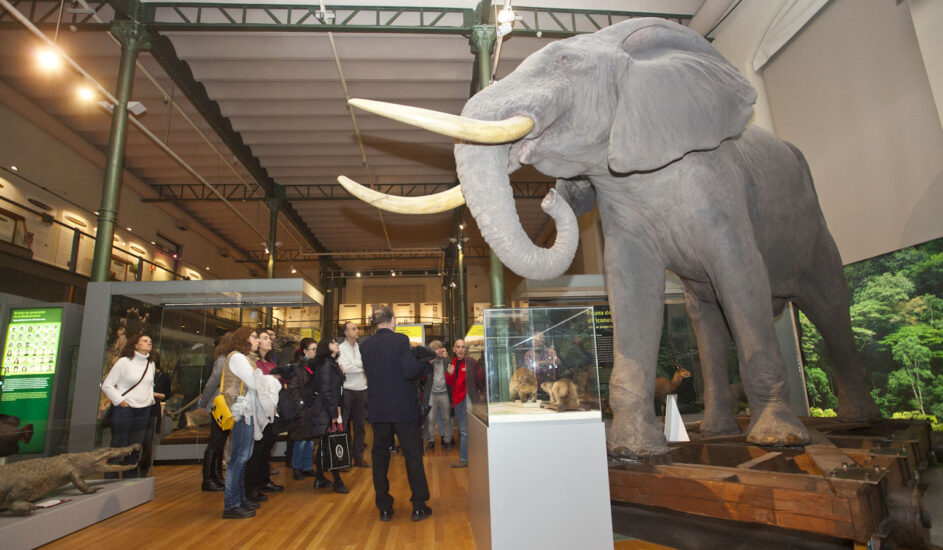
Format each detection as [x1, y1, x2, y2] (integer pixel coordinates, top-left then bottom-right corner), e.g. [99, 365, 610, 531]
[455, 142, 579, 280]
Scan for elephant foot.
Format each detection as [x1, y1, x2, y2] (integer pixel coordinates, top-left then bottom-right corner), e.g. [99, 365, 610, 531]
[699, 413, 741, 437]
[607, 418, 668, 459]
[835, 393, 883, 424]
[746, 402, 809, 446]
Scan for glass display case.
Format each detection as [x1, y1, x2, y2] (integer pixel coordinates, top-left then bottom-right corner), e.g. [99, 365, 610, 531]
[472, 307, 601, 425]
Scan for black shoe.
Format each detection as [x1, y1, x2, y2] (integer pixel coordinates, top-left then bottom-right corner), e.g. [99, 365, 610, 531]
[313, 477, 332, 489]
[241, 499, 260, 511]
[293, 468, 304, 480]
[202, 479, 225, 492]
[245, 490, 267, 503]
[390, 445, 400, 453]
[425, 441, 435, 451]
[379, 509, 393, 522]
[260, 481, 284, 493]
[411, 505, 433, 522]
[302, 470, 316, 478]
[333, 481, 349, 494]
[444, 440, 454, 450]
[222, 505, 255, 519]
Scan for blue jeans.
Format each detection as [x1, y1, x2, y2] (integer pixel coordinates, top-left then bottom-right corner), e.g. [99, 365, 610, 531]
[292, 440, 313, 471]
[224, 418, 253, 510]
[454, 397, 468, 463]
[109, 405, 150, 477]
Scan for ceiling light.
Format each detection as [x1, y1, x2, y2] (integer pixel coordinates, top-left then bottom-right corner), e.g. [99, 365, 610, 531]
[36, 48, 62, 72]
[459, 223, 465, 230]
[205, 266, 210, 271]
[10, 165, 18, 172]
[77, 85, 95, 102]
[391, 270, 396, 277]
[291, 265, 297, 274]
[94, 210, 100, 215]
[150, 241, 156, 245]
[126, 226, 133, 231]
[264, 248, 270, 255]
[356, 272, 361, 277]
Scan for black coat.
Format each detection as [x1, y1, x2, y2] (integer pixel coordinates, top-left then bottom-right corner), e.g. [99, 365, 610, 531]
[288, 356, 344, 440]
[360, 328, 424, 423]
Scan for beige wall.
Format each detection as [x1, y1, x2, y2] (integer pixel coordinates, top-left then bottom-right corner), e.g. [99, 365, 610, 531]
[713, 0, 943, 265]
[908, 0, 943, 130]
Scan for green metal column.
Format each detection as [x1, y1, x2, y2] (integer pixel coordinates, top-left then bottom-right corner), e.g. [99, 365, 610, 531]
[472, 24, 506, 309]
[89, 21, 149, 282]
[265, 198, 280, 279]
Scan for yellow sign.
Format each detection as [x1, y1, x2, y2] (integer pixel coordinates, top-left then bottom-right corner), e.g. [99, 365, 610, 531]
[466, 324, 484, 338]
[395, 324, 425, 345]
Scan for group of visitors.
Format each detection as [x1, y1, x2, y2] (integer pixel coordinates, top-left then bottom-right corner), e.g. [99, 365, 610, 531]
[102, 308, 475, 523]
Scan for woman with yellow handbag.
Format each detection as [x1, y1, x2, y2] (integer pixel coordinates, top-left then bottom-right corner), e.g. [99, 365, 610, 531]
[218, 327, 262, 519]
[199, 333, 233, 492]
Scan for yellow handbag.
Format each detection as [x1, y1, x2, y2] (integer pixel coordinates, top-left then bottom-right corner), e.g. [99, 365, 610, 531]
[210, 366, 243, 430]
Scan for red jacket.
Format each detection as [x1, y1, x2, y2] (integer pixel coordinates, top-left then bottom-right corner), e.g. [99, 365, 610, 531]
[446, 356, 470, 406]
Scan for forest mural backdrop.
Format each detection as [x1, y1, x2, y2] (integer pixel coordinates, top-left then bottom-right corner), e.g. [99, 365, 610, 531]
[802, 237, 943, 430]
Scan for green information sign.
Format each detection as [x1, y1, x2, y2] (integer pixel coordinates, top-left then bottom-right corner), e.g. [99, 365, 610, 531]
[0, 307, 63, 454]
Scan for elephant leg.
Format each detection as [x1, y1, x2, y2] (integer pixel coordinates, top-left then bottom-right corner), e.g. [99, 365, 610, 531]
[683, 281, 740, 436]
[708, 239, 809, 446]
[606, 241, 668, 459]
[793, 242, 880, 421]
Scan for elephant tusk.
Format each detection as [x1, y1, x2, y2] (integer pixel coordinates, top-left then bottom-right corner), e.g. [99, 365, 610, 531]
[337, 175, 466, 214]
[349, 98, 534, 144]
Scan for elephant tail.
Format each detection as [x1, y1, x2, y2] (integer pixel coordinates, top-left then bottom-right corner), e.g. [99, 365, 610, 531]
[784, 141, 818, 201]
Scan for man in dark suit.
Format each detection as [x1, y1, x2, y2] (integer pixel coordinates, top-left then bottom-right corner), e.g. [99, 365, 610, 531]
[360, 306, 432, 522]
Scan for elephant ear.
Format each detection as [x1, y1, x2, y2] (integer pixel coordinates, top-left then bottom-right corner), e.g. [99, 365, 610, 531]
[609, 22, 757, 173]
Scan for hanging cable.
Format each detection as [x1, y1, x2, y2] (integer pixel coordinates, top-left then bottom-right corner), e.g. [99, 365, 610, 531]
[319, 0, 393, 251]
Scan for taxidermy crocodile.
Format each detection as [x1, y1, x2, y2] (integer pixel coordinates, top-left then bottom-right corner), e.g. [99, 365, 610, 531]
[0, 444, 141, 515]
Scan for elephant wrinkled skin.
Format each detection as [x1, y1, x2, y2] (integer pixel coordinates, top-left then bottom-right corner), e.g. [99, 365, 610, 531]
[346, 18, 881, 458]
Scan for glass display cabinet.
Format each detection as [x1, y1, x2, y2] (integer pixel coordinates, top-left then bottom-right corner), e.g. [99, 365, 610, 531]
[472, 306, 601, 425]
[467, 306, 612, 550]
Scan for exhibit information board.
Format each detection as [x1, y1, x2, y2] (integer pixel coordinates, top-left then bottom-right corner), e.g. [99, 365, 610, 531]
[0, 307, 63, 453]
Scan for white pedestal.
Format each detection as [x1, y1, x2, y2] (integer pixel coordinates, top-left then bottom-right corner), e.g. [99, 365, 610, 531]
[468, 413, 614, 550]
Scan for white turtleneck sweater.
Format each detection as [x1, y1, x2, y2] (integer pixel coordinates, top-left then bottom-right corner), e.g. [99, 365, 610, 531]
[102, 351, 155, 408]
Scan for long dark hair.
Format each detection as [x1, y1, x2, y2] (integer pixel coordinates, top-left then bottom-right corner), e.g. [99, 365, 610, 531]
[121, 332, 149, 359]
[294, 337, 315, 363]
[313, 338, 334, 360]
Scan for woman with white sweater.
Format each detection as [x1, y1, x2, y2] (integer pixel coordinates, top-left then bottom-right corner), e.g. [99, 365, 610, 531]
[101, 333, 156, 477]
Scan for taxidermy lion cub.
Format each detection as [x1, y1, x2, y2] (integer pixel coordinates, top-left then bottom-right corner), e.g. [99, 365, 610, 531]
[509, 367, 538, 402]
[541, 379, 580, 410]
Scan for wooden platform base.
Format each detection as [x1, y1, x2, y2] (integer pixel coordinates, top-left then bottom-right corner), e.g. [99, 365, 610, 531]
[609, 417, 935, 549]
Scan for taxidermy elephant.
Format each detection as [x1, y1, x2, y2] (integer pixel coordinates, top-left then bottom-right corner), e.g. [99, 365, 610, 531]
[339, 18, 880, 458]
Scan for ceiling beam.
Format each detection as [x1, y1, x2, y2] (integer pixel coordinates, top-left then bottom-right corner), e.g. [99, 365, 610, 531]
[3, 1, 691, 36]
[142, 182, 553, 202]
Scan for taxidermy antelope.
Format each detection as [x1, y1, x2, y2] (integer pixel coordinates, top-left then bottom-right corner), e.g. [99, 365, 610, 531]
[654, 361, 691, 414]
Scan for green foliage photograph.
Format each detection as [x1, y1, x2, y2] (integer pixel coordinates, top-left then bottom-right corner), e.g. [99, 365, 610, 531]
[800, 237, 943, 430]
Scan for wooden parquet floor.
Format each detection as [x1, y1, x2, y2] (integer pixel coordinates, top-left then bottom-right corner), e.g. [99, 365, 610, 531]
[38, 425, 668, 550]
[41, 429, 476, 550]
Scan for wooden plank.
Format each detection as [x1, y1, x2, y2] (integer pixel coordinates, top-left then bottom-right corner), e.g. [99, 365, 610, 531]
[610, 469, 865, 541]
[736, 451, 782, 470]
[805, 427, 857, 475]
